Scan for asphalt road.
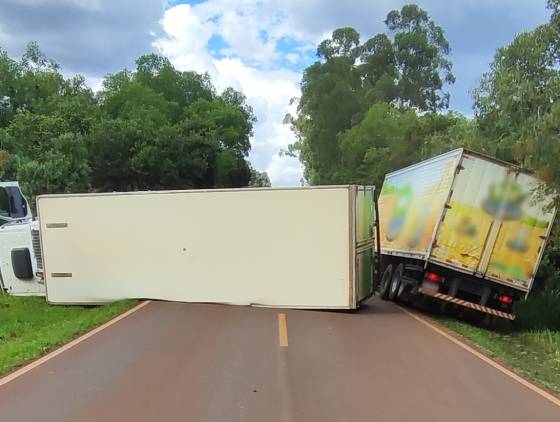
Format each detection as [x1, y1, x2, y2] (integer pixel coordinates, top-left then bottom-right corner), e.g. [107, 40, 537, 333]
[1, 298, 559, 422]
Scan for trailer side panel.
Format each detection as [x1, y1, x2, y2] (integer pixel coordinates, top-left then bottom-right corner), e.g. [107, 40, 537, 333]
[38, 187, 356, 308]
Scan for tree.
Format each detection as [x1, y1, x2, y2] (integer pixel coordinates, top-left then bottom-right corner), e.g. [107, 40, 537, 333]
[15, 133, 91, 195]
[474, 0, 560, 187]
[338, 103, 418, 186]
[130, 123, 220, 190]
[317, 27, 360, 60]
[288, 3, 454, 185]
[337, 103, 461, 187]
[0, 44, 258, 200]
[288, 52, 362, 184]
[249, 168, 271, 187]
[385, 4, 455, 110]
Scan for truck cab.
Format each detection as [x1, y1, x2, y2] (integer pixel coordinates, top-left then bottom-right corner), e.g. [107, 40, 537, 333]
[0, 181, 45, 296]
[0, 181, 32, 225]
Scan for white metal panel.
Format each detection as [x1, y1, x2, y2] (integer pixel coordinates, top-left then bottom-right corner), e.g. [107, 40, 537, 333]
[484, 171, 557, 290]
[430, 152, 556, 291]
[0, 221, 45, 296]
[38, 187, 354, 308]
[378, 149, 462, 259]
[430, 154, 509, 273]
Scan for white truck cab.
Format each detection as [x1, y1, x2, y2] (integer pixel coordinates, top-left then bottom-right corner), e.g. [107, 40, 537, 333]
[0, 181, 45, 296]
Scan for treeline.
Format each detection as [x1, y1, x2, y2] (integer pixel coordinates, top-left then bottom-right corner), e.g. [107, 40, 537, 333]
[0, 44, 270, 199]
[287, 2, 560, 328]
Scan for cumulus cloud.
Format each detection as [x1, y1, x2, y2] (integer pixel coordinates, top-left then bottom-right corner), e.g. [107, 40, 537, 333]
[0, 0, 164, 76]
[154, 2, 304, 186]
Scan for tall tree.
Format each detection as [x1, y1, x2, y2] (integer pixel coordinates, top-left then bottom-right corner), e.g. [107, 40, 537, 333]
[474, 0, 560, 184]
[385, 4, 455, 111]
[288, 4, 454, 185]
[0, 44, 257, 198]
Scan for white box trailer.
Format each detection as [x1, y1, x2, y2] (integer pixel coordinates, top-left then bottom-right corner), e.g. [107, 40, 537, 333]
[377, 149, 556, 320]
[37, 186, 377, 308]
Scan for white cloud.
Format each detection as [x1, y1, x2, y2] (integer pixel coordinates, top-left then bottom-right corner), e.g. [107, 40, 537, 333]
[84, 74, 104, 92]
[267, 154, 303, 187]
[0, 0, 164, 76]
[153, 2, 304, 186]
[153, 4, 216, 74]
[285, 53, 300, 64]
[217, 10, 278, 65]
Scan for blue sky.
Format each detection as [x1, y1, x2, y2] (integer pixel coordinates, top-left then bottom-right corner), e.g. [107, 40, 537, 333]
[0, 0, 551, 186]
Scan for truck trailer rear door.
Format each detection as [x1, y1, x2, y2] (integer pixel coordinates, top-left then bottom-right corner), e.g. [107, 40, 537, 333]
[483, 172, 556, 290]
[430, 153, 510, 273]
[353, 186, 376, 303]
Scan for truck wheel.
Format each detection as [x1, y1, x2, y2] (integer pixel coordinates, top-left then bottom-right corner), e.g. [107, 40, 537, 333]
[379, 264, 393, 300]
[388, 263, 404, 301]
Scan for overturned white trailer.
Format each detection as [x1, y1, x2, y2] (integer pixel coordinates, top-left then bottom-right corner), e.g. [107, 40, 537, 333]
[37, 186, 377, 308]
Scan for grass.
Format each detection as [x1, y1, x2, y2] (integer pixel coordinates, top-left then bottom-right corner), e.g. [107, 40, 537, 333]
[0, 293, 136, 376]
[438, 317, 560, 394]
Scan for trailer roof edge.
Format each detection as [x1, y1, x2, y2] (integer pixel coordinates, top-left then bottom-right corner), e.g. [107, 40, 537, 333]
[35, 185, 374, 201]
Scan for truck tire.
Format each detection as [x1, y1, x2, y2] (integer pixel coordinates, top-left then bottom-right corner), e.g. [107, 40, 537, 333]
[388, 263, 404, 301]
[379, 264, 393, 300]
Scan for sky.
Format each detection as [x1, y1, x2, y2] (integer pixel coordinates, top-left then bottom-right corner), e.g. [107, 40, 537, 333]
[0, 0, 552, 186]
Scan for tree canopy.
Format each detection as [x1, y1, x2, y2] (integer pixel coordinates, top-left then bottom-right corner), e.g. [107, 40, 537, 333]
[0, 47, 262, 198]
[287, 4, 456, 186]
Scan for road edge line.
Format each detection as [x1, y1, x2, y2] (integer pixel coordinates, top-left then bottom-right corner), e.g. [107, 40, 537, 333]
[399, 306, 560, 408]
[0, 300, 151, 387]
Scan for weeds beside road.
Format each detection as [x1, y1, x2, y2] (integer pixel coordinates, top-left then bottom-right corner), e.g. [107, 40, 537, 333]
[0, 294, 136, 376]
[438, 318, 560, 394]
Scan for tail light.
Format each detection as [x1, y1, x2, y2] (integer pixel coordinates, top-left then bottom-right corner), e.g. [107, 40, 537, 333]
[424, 272, 441, 283]
[498, 295, 513, 304]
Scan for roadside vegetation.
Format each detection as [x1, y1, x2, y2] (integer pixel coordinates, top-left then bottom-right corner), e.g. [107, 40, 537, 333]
[437, 317, 560, 394]
[0, 294, 136, 376]
[0, 43, 271, 202]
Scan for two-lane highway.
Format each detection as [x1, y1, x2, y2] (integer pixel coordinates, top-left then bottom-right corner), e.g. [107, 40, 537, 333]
[1, 298, 559, 421]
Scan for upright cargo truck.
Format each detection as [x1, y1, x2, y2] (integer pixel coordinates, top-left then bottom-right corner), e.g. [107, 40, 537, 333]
[377, 149, 556, 320]
[37, 185, 378, 309]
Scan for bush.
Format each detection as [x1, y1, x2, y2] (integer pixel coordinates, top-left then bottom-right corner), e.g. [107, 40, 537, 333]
[514, 287, 560, 331]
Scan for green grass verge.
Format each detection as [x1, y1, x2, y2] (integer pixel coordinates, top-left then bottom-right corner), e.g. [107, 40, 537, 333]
[438, 318, 560, 394]
[0, 294, 137, 376]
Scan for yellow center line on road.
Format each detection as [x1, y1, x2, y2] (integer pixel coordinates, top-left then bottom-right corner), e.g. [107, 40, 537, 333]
[278, 313, 289, 347]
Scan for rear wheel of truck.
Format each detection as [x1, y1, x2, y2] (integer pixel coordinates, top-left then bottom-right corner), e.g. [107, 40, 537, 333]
[388, 263, 404, 301]
[379, 264, 393, 300]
